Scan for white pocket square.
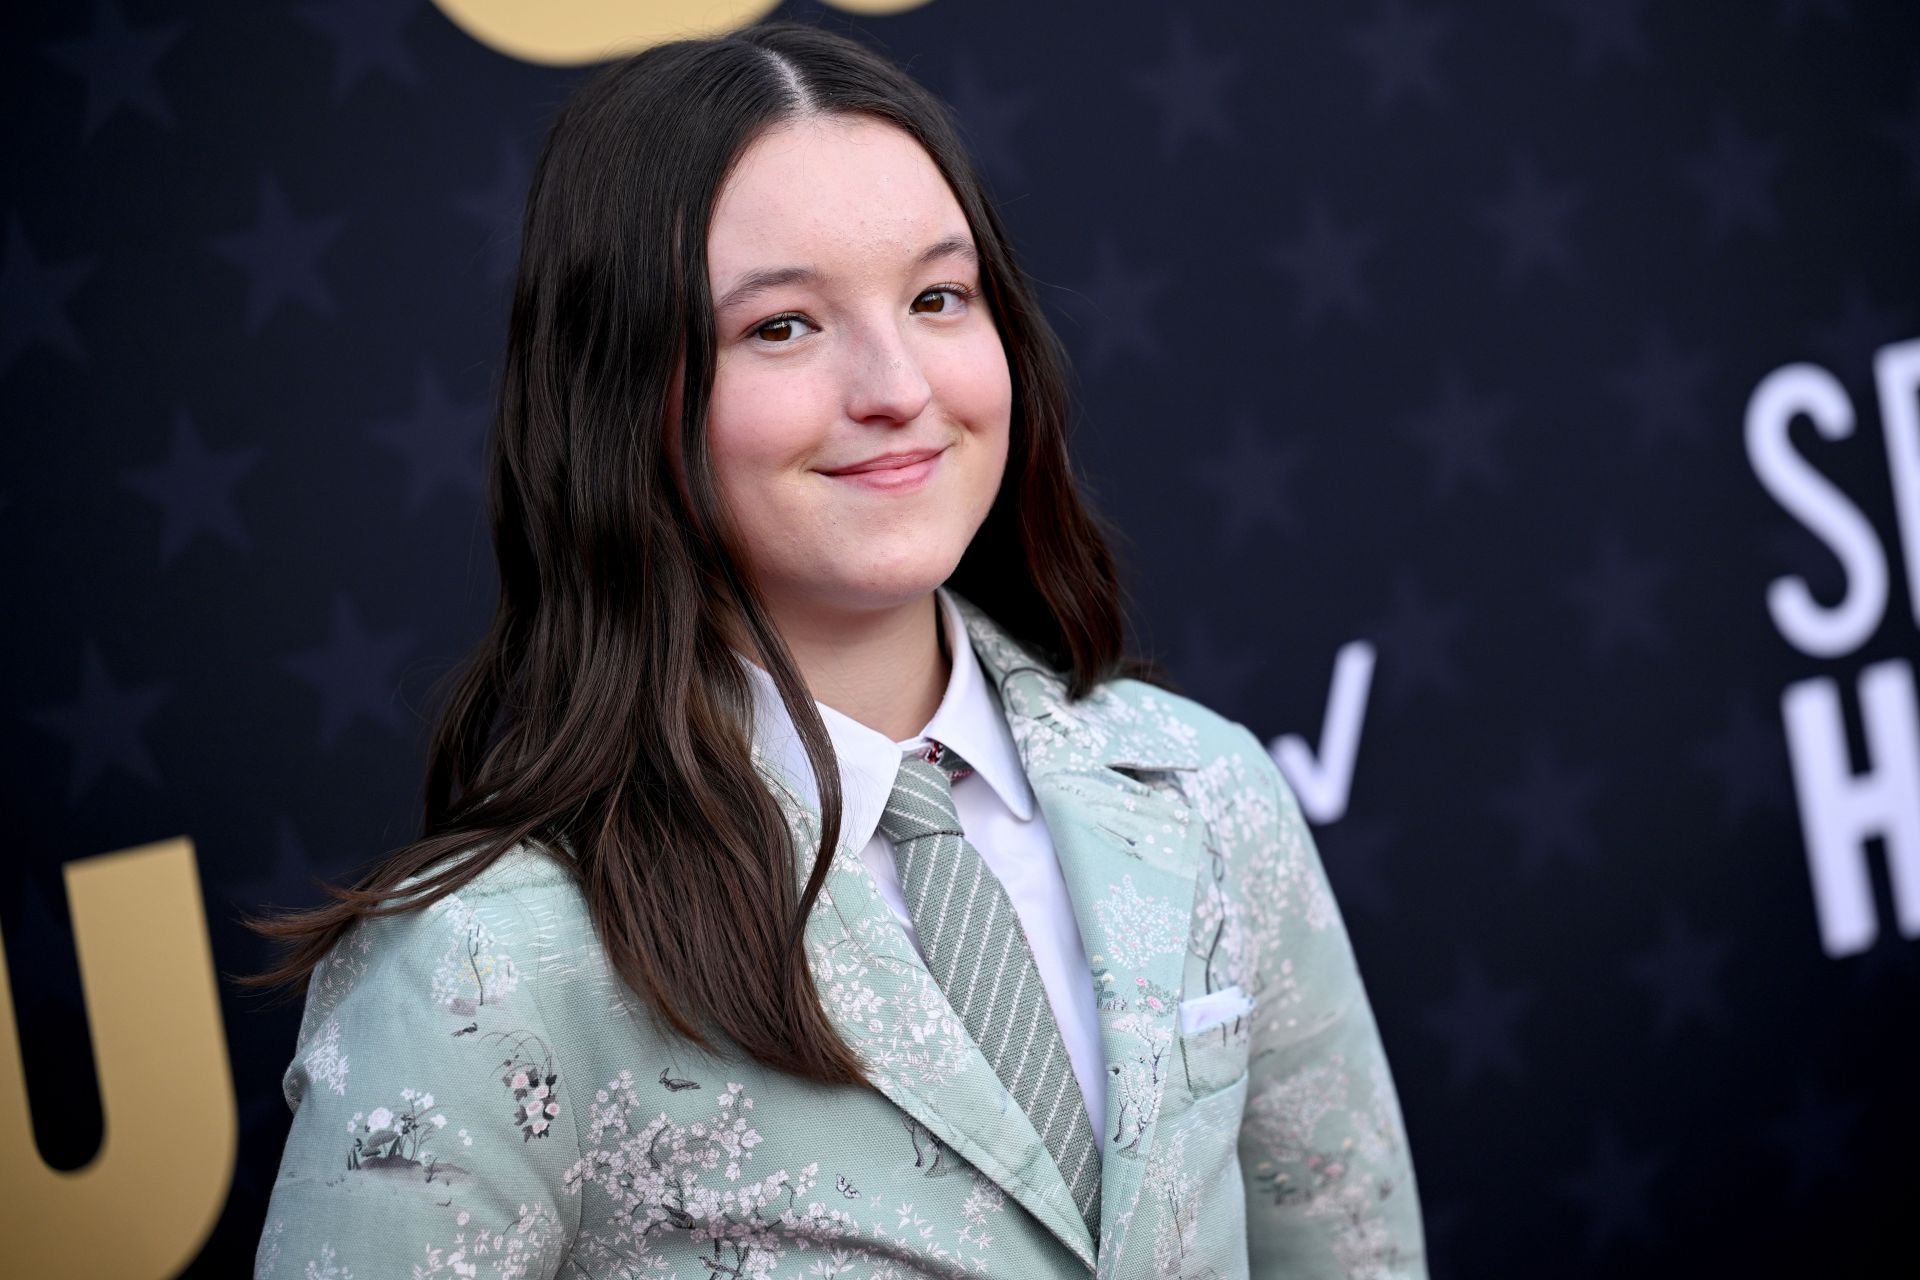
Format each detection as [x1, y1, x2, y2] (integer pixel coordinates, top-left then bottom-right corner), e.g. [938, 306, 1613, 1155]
[1178, 984, 1254, 1034]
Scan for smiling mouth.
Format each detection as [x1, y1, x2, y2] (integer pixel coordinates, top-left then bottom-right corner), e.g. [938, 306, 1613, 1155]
[818, 445, 948, 476]
[818, 445, 948, 491]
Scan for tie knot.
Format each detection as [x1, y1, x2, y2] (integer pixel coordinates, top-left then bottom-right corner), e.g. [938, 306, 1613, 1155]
[876, 742, 972, 846]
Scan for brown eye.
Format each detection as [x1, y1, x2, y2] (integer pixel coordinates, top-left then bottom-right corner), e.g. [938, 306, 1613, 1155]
[751, 313, 815, 344]
[912, 283, 976, 315]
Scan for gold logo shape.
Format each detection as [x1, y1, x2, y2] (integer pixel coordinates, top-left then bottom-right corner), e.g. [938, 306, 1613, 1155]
[0, 838, 235, 1277]
[433, 0, 938, 67]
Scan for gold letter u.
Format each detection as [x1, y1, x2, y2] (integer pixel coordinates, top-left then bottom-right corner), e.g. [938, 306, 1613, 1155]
[0, 838, 235, 1277]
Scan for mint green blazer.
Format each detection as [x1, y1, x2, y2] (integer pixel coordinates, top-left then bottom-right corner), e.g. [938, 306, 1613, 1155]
[255, 593, 1427, 1278]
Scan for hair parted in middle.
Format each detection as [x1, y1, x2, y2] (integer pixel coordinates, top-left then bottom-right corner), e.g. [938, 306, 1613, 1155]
[237, 18, 1165, 1086]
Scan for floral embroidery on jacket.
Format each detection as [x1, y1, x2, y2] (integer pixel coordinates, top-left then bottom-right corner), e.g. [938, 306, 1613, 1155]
[255, 591, 1426, 1278]
[488, 1029, 561, 1140]
[301, 1012, 349, 1097]
[429, 894, 521, 1015]
[415, 1202, 562, 1280]
[345, 1086, 452, 1179]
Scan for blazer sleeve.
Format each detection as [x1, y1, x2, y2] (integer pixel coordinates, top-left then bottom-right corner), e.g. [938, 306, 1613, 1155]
[253, 883, 582, 1279]
[1231, 728, 1429, 1279]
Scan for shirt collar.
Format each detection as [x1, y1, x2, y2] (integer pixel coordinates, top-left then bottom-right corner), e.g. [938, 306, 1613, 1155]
[918, 586, 1035, 821]
[735, 586, 1037, 857]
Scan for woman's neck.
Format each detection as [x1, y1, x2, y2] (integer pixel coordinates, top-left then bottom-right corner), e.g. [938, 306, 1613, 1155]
[761, 590, 951, 742]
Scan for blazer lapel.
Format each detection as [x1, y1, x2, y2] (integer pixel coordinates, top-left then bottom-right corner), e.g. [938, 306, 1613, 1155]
[752, 746, 1099, 1271]
[743, 592, 1207, 1273]
[953, 594, 1208, 1271]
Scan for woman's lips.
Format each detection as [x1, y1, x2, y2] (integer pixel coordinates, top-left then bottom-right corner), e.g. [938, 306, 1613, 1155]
[819, 446, 946, 491]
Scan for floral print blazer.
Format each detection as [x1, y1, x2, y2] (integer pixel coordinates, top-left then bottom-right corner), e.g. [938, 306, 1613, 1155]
[255, 592, 1428, 1279]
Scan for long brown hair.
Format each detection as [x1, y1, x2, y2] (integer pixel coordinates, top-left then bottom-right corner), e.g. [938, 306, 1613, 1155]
[237, 19, 1161, 1086]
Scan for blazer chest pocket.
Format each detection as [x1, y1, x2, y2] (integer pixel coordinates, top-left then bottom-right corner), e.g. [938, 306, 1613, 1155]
[1174, 985, 1254, 1099]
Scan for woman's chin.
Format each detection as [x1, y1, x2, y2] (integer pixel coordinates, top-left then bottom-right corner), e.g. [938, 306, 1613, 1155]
[778, 568, 961, 619]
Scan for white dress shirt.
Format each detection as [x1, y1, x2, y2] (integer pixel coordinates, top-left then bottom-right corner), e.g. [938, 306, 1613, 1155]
[737, 586, 1107, 1146]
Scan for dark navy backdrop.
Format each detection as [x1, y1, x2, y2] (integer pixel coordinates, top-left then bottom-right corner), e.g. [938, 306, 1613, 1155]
[4, 1, 1917, 1274]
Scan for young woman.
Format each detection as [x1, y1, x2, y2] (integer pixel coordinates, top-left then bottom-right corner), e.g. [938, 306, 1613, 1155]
[246, 20, 1427, 1279]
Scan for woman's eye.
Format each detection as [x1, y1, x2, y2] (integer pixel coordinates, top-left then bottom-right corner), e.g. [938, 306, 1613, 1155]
[912, 283, 977, 315]
[753, 313, 816, 344]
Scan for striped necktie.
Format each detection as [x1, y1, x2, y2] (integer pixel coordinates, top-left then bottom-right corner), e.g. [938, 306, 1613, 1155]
[876, 740, 1103, 1240]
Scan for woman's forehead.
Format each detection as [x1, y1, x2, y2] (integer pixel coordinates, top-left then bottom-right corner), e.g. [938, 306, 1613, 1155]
[708, 117, 968, 281]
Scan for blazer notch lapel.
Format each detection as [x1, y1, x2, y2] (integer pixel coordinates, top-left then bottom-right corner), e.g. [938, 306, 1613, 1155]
[950, 598, 1221, 1261]
[753, 749, 1099, 1271]
[762, 595, 1219, 1266]
[1023, 762, 1208, 1268]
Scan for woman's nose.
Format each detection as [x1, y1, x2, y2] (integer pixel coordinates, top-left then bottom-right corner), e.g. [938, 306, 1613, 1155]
[844, 322, 933, 426]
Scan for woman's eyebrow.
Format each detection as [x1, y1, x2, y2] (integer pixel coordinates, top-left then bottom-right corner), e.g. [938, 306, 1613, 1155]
[713, 235, 978, 315]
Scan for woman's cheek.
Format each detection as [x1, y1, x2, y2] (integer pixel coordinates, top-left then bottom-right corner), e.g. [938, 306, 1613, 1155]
[711, 372, 810, 476]
[950, 332, 1013, 434]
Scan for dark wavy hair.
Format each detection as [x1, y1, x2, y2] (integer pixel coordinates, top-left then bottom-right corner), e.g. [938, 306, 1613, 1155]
[238, 18, 1162, 1086]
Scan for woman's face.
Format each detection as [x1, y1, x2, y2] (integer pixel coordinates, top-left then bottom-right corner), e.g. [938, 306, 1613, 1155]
[696, 114, 1012, 630]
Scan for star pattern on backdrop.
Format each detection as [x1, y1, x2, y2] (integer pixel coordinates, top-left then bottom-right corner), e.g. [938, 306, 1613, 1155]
[1557, 1121, 1666, 1257]
[1315, 815, 1398, 919]
[1626, 904, 1733, 1038]
[1127, 14, 1243, 158]
[1606, 318, 1718, 450]
[1421, 954, 1535, 1089]
[1172, 617, 1261, 713]
[226, 818, 352, 919]
[1810, 274, 1917, 374]
[943, 52, 1037, 192]
[0, 215, 96, 373]
[1691, 691, 1794, 828]
[1681, 108, 1785, 244]
[365, 363, 489, 512]
[1343, 0, 1452, 115]
[1400, 366, 1514, 499]
[283, 592, 418, 749]
[1473, 150, 1586, 287]
[120, 408, 262, 564]
[291, 0, 429, 102]
[1264, 191, 1379, 327]
[450, 136, 535, 288]
[1488, 738, 1603, 875]
[1367, 574, 1469, 709]
[1062, 235, 1172, 375]
[208, 174, 348, 334]
[1191, 414, 1307, 547]
[1544, 0, 1654, 77]
[29, 640, 169, 803]
[1763, 1081, 1866, 1201]
[1562, 528, 1673, 663]
[37, 0, 187, 140]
